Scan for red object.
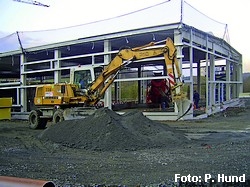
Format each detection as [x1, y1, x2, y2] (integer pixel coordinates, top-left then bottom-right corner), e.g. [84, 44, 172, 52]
[0, 176, 55, 187]
[147, 79, 169, 104]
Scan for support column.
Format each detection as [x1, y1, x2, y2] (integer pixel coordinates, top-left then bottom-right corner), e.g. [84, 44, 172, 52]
[221, 83, 224, 102]
[232, 63, 237, 98]
[103, 40, 112, 109]
[20, 54, 27, 112]
[205, 35, 210, 113]
[205, 51, 209, 112]
[174, 31, 183, 76]
[217, 83, 221, 103]
[174, 29, 187, 119]
[189, 29, 194, 100]
[16, 88, 20, 106]
[237, 58, 243, 96]
[138, 66, 142, 104]
[226, 60, 231, 100]
[209, 54, 215, 106]
[197, 61, 201, 95]
[114, 82, 118, 103]
[232, 62, 242, 98]
[237, 58, 243, 97]
[54, 49, 61, 83]
[189, 29, 194, 116]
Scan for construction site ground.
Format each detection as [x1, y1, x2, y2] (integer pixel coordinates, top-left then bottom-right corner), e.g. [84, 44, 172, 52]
[0, 107, 250, 186]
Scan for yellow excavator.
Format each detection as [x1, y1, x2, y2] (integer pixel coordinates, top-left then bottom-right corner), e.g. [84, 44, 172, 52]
[28, 37, 187, 129]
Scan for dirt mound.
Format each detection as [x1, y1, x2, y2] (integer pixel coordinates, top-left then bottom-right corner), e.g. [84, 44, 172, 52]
[39, 108, 188, 151]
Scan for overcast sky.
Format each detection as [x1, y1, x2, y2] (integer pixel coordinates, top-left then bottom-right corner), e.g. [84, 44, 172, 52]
[0, 0, 249, 72]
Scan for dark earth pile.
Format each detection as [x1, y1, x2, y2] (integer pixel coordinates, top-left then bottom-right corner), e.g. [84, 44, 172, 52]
[39, 108, 188, 151]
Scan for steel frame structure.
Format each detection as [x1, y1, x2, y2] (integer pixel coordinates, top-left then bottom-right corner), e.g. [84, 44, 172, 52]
[0, 23, 242, 120]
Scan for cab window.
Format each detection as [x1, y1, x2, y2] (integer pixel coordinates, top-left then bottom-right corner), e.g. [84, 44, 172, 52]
[74, 70, 92, 89]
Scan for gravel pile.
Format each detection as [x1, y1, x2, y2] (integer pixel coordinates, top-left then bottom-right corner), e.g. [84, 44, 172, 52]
[39, 108, 188, 151]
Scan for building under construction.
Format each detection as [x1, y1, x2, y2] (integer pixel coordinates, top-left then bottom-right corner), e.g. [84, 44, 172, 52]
[0, 1, 243, 120]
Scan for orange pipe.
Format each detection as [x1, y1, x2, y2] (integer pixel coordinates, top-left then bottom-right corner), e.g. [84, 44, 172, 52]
[0, 176, 55, 187]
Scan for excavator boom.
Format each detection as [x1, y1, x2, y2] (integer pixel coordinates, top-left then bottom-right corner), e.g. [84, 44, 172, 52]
[85, 37, 183, 105]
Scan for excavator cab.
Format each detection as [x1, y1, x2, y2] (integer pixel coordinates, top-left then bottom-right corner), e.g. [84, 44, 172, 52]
[70, 65, 105, 107]
[71, 66, 94, 89]
[75, 70, 92, 89]
[70, 65, 104, 88]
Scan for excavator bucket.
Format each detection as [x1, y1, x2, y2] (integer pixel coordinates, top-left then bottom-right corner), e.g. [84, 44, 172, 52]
[176, 99, 193, 121]
[63, 107, 96, 121]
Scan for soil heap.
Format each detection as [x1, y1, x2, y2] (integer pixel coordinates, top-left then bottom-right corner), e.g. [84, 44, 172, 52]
[39, 108, 188, 151]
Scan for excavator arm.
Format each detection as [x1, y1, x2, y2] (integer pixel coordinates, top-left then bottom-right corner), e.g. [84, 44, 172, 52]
[84, 37, 184, 106]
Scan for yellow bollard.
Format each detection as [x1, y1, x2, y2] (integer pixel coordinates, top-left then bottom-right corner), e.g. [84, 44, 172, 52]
[0, 97, 12, 120]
